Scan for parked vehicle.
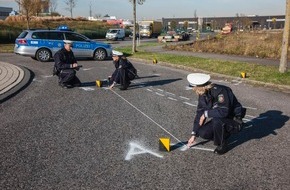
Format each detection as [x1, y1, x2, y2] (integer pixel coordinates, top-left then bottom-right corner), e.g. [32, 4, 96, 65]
[158, 30, 190, 42]
[14, 27, 112, 62]
[139, 20, 162, 38]
[105, 28, 125, 41]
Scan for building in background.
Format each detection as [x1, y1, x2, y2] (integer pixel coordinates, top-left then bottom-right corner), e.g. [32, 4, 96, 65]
[0, 7, 13, 20]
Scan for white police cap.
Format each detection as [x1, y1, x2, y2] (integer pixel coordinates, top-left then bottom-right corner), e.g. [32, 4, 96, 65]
[63, 40, 73, 44]
[112, 50, 123, 56]
[187, 73, 211, 86]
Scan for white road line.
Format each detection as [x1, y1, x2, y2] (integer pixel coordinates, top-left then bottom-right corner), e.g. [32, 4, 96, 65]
[146, 89, 153, 92]
[244, 106, 258, 110]
[110, 89, 184, 143]
[157, 88, 164, 92]
[155, 92, 165, 96]
[179, 96, 190, 100]
[168, 97, 178, 101]
[183, 102, 197, 107]
[165, 92, 176, 96]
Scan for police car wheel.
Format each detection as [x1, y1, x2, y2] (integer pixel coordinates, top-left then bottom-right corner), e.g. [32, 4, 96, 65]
[36, 48, 51, 62]
[93, 49, 106, 61]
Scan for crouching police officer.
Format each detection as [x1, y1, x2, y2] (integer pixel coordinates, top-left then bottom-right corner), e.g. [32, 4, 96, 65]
[109, 50, 137, 90]
[53, 40, 81, 88]
[186, 73, 246, 155]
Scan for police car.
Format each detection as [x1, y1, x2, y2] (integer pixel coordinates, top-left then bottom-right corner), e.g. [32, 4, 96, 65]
[14, 25, 112, 62]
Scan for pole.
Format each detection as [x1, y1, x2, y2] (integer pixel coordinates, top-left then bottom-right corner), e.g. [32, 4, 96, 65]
[132, 0, 137, 53]
[279, 0, 290, 73]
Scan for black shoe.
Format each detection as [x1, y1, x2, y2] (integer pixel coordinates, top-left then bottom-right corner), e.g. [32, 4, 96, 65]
[214, 140, 228, 155]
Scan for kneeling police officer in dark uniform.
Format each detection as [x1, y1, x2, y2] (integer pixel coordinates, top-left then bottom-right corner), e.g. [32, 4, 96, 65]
[109, 50, 137, 90]
[53, 40, 81, 88]
[186, 73, 246, 155]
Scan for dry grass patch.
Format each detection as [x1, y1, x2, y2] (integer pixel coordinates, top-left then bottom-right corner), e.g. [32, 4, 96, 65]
[167, 31, 284, 59]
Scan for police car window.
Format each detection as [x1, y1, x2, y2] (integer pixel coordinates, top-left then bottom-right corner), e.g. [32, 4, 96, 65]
[18, 31, 28, 38]
[65, 33, 87, 41]
[32, 32, 48, 39]
[48, 32, 64, 40]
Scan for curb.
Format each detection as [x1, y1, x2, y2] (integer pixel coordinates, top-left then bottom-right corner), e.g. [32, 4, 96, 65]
[0, 66, 33, 103]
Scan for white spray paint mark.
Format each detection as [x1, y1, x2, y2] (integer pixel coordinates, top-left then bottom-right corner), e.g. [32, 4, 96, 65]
[168, 97, 178, 101]
[183, 102, 197, 107]
[80, 87, 95, 91]
[125, 142, 163, 161]
[147, 89, 153, 92]
[157, 88, 164, 92]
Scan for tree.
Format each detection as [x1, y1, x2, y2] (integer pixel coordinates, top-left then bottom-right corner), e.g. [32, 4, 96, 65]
[64, 0, 77, 18]
[280, 0, 290, 73]
[49, 0, 58, 13]
[15, 0, 35, 29]
[129, 0, 145, 53]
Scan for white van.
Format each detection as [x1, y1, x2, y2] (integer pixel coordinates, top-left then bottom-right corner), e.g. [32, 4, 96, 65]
[105, 29, 125, 41]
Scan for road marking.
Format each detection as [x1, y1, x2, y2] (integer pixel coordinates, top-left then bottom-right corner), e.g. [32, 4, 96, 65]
[244, 106, 258, 110]
[157, 88, 164, 92]
[155, 92, 165, 96]
[83, 68, 93, 71]
[146, 89, 153, 92]
[168, 97, 178, 101]
[80, 87, 95, 91]
[183, 102, 197, 107]
[125, 142, 163, 161]
[179, 96, 190, 100]
[42, 75, 53, 78]
[165, 92, 176, 96]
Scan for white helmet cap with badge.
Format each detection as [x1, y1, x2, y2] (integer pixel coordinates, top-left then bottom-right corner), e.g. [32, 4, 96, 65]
[187, 73, 211, 87]
[112, 50, 123, 57]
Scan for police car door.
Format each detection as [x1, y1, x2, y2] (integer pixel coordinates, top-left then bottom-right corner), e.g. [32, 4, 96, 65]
[64, 32, 91, 57]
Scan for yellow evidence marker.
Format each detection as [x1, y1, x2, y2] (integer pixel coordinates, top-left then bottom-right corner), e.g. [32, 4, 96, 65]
[159, 137, 170, 152]
[96, 80, 102, 87]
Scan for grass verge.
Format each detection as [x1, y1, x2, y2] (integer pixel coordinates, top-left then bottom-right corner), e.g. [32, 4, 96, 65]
[116, 45, 290, 87]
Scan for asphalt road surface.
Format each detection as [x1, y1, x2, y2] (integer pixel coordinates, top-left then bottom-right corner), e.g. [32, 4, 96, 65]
[1, 53, 290, 189]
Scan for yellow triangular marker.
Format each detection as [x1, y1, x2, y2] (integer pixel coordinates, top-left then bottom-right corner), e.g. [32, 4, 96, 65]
[159, 138, 170, 152]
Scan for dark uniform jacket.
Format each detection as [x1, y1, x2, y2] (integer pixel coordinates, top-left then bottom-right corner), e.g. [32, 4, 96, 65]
[54, 48, 77, 72]
[192, 84, 245, 135]
[111, 57, 137, 86]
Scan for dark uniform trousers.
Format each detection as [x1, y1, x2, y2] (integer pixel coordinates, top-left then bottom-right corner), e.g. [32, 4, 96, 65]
[59, 69, 80, 85]
[197, 118, 239, 146]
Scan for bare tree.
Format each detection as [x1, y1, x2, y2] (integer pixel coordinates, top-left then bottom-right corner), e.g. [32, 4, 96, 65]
[49, 0, 58, 13]
[129, 0, 145, 53]
[280, 0, 290, 73]
[15, 0, 35, 29]
[34, 0, 42, 16]
[64, 0, 77, 18]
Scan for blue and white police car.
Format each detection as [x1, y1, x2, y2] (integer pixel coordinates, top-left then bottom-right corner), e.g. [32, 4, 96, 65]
[14, 25, 112, 62]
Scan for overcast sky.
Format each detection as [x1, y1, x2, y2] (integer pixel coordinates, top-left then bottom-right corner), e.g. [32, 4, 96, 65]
[0, 0, 286, 20]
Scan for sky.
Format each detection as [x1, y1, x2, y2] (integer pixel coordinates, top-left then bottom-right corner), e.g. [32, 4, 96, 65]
[0, 0, 286, 20]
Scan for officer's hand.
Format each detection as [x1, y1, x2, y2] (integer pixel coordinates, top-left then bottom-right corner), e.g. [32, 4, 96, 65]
[109, 82, 116, 89]
[187, 136, 196, 148]
[199, 114, 205, 126]
[72, 63, 78, 68]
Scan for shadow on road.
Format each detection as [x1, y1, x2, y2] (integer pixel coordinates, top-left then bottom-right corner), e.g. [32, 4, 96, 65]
[228, 110, 289, 151]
